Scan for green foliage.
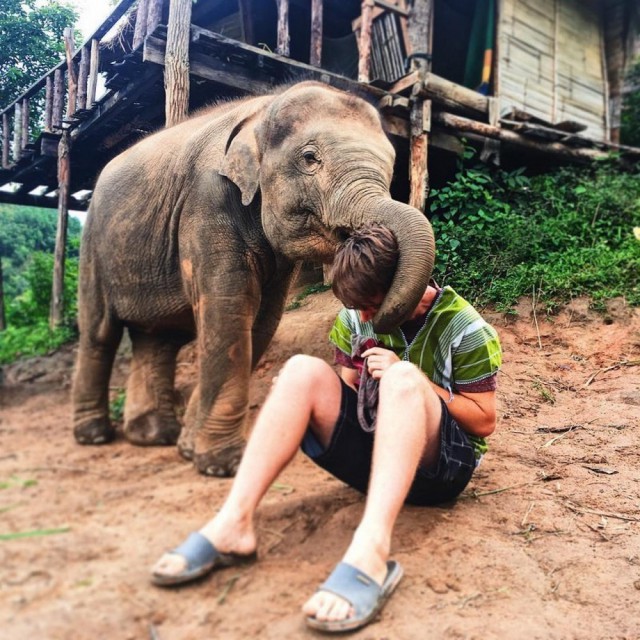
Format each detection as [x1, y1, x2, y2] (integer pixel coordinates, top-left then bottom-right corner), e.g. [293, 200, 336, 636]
[109, 388, 126, 423]
[621, 59, 640, 147]
[429, 154, 640, 313]
[0, 0, 78, 120]
[286, 283, 332, 311]
[0, 204, 81, 298]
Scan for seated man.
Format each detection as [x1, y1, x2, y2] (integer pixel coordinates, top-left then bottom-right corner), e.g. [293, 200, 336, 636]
[151, 224, 502, 633]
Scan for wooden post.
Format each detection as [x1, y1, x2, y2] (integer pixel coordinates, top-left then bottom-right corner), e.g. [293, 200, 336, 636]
[87, 39, 100, 107]
[77, 45, 90, 110]
[310, 0, 323, 67]
[409, 97, 430, 211]
[2, 113, 9, 168]
[358, 0, 374, 83]
[133, 0, 150, 49]
[50, 130, 70, 328]
[45, 76, 54, 131]
[238, 0, 254, 44]
[165, 0, 193, 128]
[64, 27, 78, 118]
[21, 98, 29, 150]
[0, 255, 6, 332]
[13, 103, 22, 162]
[148, 0, 164, 34]
[276, 0, 290, 57]
[53, 69, 65, 129]
[406, 0, 433, 72]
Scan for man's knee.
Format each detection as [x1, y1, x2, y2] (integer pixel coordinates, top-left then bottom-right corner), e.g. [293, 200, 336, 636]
[278, 354, 332, 388]
[380, 361, 429, 400]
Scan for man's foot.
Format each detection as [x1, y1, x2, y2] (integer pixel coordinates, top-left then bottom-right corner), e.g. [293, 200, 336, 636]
[302, 539, 395, 630]
[303, 560, 403, 632]
[151, 515, 256, 586]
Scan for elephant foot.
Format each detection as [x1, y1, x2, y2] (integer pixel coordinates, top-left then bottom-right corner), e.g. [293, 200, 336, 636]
[74, 418, 116, 445]
[177, 426, 195, 461]
[124, 412, 182, 446]
[194, 444, 245, 477]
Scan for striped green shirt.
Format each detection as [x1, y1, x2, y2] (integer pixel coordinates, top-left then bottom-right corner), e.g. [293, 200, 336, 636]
[328, 286, 502, 457]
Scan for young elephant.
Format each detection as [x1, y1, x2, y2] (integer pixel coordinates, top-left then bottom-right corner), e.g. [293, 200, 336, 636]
[73, 81, 436, 476]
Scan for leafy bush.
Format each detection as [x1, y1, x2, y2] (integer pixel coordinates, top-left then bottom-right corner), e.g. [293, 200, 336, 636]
[429, 155, 640, 312]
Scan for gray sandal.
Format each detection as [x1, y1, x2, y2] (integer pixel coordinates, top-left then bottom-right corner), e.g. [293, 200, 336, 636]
[305, 560, 404, 633]
[151, 531, 257, 587]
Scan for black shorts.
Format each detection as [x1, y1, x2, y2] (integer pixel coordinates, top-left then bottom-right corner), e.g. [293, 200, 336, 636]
[301, 377, 477, 506]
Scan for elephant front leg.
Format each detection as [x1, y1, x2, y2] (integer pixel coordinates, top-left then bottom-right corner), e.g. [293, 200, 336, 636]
[123, 329, 190, 446]
[73, 324, 123, 445]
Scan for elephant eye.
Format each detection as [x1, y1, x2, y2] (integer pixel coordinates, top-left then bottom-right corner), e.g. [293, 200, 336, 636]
[302, 149, 321, 165]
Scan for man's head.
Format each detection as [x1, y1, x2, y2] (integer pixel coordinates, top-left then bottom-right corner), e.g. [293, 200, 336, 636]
[331, 224, 399, 317]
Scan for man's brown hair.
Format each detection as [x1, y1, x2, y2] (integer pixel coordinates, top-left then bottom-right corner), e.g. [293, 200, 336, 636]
[331, 224, 399, 310]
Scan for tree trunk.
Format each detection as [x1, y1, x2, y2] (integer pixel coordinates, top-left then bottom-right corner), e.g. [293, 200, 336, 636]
[165, 0, 193, 128]
[45, 76, 54, 131]
[53, 69, 65, 129]
[358, 0, 374, 83]
[276, 0, 290, 57]
[133, 0, 150, 49]
[310, 0, 323, 67]
[77, 45, 90, 110]
[406, 0, 433, 72]
[409, 98, 430, 211]
[87, 39, 100, 107]
[50, 130, 70, 328]
[147, 0, 164, 34]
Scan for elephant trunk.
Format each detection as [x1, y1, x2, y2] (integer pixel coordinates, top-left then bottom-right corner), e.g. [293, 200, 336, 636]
[361, 198, 436, 333]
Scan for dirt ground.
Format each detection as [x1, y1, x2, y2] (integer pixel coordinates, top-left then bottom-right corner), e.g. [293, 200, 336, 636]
[1, 289, 639, 640]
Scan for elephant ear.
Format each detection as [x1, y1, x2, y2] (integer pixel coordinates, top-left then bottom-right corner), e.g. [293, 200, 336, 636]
[219, 117, 261, 206]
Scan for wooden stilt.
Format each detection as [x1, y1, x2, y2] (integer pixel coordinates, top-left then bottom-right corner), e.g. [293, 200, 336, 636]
[165, 0, 193, 127]
[2, 113, 9, 168]
[276, 0, 290, 57]
[45, 76, 54, 131]
[87, 39, 100, 107]
[406, 0, 433, 72]
[21, 99, 29, 150]
[133, 0, 150, 49]
[358, 0, 374, 83]
[53, 69, 65, 129]
[77, 46, 90, 110]
[409, 97, 430, 211]
[50, 130, 70, 328]
[147, 0, 164, 34]
[13, 103, 22, 162]
[310, 0, 323, 67]
[64, 27, 78, 118]
[238, 0, 254, 44]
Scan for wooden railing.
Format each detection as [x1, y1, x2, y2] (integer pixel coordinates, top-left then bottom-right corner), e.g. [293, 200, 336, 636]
[0, 0, 165, 171]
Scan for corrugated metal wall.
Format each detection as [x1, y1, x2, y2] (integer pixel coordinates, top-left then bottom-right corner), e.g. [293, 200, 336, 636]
[498, 0, 606, 140]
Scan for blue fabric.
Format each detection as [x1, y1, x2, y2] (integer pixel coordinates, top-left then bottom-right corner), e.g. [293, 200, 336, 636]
[172, 532, 217, 571]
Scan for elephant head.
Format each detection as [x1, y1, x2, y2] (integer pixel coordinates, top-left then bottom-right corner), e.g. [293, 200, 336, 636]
[220, 82, 436, 332]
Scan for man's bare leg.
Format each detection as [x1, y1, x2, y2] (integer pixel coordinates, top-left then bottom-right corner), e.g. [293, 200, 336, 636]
[151, 354, 342, 578]
[303, 362, 442, 623]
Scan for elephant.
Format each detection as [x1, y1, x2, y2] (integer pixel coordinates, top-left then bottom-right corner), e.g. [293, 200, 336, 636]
[73, 81, 436, 476]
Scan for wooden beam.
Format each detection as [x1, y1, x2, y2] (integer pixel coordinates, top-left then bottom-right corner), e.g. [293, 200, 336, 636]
[433, 112, 615, 161]
[50, 130, 70, 328]
[45, 76, 54, 131]
[77, 45, 90, 110]
[419, 73, 488, 118]
[87, 39, 100, 107]
[409, 98, 429, 211]
[276, 0, 290, 57]
[64, 27, 78, 118]
[133, 0, 150, 49]
[2, 113, 9, 168]
[358, 0, 374, 83]
[165, 0, 193, 127]
[310, 0, 323, 67]
[389, 71, 420, 95]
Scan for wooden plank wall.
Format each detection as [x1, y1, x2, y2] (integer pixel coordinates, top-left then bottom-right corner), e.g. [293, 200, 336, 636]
[497, 0, 606, 140]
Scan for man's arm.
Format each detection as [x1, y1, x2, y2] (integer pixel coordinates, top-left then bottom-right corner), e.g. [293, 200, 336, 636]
[429, 383, 497, 438]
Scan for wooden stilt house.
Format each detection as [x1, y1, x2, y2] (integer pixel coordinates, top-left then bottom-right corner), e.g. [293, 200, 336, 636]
[1, 0, 639, 212]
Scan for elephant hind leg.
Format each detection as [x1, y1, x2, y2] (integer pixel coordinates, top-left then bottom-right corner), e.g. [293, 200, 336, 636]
[73, 319, 123, 445]
[123, 329, 190, 446]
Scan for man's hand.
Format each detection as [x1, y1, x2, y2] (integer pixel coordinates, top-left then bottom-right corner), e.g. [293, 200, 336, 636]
[362, 347, 400, 380]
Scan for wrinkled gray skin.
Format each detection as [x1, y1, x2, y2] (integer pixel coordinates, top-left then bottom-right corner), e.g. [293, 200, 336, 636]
[73, 81, 436, 476]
